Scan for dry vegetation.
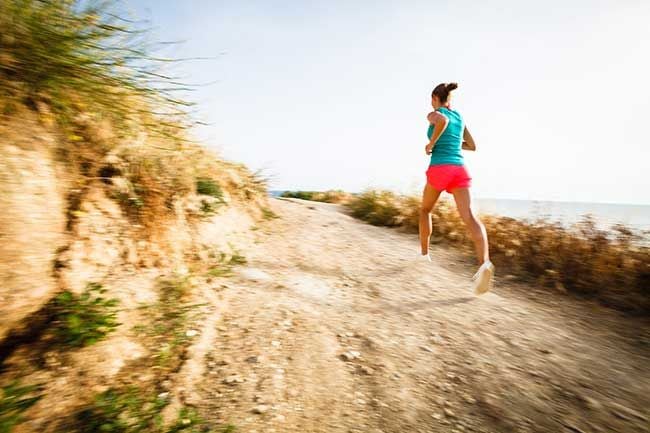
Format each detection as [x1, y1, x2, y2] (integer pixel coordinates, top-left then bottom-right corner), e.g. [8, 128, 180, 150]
[0, 0, 266, 232]
[280, 189, 352, 204]
[343, 190, 650, 315]
[0, 2, 265, 431]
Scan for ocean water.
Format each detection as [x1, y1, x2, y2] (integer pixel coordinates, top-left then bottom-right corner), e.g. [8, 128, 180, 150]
[472, 198, 650, 233]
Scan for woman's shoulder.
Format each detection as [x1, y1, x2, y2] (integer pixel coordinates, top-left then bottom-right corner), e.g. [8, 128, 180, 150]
[441, 107, 463, 122]
[427, 111, 448, 124]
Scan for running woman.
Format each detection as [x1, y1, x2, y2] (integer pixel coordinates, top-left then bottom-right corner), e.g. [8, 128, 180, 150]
[419, 82, 494, 294]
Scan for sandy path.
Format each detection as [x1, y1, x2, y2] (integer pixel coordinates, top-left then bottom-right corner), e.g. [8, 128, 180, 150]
[194, 198, 650, 433]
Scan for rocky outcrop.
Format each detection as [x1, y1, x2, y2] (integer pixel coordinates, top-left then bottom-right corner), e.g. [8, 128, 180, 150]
[0, 113, 68, 341]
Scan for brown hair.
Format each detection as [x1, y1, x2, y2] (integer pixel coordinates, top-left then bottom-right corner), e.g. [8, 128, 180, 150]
[431, 82, 458, 103]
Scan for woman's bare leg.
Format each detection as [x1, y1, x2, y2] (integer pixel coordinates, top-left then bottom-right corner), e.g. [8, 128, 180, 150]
[419, 183, 442, 255]
[451, 188, 489, 264]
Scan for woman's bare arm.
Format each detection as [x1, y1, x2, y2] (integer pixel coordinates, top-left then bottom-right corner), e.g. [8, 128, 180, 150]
[425, 111, 449, 154]
[462, 126, 476, 151]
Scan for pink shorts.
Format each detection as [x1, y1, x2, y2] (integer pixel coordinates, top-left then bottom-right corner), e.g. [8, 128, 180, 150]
[426, 165, 472, 192]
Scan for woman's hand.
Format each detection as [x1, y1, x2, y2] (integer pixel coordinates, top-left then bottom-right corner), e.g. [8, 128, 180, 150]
[425, 143, 434, 155]
[462, 126, 476, 151]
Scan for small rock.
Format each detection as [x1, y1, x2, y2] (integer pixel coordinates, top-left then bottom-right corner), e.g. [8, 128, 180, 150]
[91, 384, 109, 393]
[252, 404, 269, 414]
[420, 345, 434, 353]
[44, 352, 61, 368]
[223, 375, 244, 385]
[444, 408, 456, 418]
[440, 382, 453, 392]
[271, 340, 281, 347]
[577, 394, 602, 411]
[157, 392, 170, 400]
[245, 356, 259, 364]
[560, 421, 587, 433]
[341, 351, 361, 361]
[430, 334, 445, 345]
[609, 402, 648, 422]
[432, 413, 443, 420]
[462, 394, 476, 404]
[359, 366, 374, 376]
[185, 329, 198, 337]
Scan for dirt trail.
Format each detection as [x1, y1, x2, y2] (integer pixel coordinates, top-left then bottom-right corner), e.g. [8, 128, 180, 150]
[192, 198, 650, 433]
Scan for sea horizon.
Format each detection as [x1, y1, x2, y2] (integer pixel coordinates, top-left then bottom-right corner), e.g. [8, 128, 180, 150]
[270, 190, 649, 208]
[270, 190, 650, 232]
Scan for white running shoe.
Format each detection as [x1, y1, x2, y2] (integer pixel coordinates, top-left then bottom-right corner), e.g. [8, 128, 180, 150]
[472, 261, 495, 295]
[417, 253, 432, 263]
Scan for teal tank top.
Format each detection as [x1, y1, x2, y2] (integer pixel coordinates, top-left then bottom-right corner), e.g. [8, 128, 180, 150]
[427, 107, 464, 166]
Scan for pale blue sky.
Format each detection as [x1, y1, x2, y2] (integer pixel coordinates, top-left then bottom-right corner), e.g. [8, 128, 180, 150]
[129, 0, 650, 204]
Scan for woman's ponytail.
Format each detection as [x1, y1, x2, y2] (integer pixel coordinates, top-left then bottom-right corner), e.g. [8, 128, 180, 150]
[432, 82, 459, 103]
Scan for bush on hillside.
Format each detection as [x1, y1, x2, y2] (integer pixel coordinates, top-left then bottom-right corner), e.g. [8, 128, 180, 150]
[345, 190, 403, 226]
[345, 190, 650, 315]
[281, 190, 352, 204]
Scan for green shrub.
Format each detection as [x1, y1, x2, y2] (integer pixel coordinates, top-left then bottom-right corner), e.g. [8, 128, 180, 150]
[52, 283, 120, 347]
[345, 190, 402, 227]
[261, 207, 278, 220]
[196, 178, 225, 215]
[0, 381, 42, 433]
[132, 277, 203, 369]
[196, 178, 223, 199]
[281, 191, 316, 200]
[280, 190, 351, 204]
[205, 252, 247, 278]
[73, 387, 209, 433]
[229, 253, 247, 265]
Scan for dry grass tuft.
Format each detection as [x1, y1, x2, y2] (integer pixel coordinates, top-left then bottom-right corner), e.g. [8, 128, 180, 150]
[281, 190, 352, 204]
